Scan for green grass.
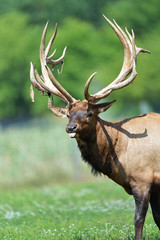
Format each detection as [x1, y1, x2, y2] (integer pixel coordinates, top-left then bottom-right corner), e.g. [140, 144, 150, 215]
[0, 181, 159, 240]
[1, 118, 160, 239]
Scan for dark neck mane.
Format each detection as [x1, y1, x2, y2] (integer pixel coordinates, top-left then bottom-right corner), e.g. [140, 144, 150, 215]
[77, 134, 102, 175]
[76, 119, 115, 177]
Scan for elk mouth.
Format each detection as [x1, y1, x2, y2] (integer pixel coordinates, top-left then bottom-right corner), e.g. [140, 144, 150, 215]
[68, 132, 77, 138]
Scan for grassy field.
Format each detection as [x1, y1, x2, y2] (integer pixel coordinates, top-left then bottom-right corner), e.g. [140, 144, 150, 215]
[0, 181, 159, 240]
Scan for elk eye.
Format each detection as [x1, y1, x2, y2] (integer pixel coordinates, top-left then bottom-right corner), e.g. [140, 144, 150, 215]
[86, 112, 93, 118]
[67, 114, 70, 118]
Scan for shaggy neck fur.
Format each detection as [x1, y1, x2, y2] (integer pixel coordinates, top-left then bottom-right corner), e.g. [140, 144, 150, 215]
[76, 118, 118, 178]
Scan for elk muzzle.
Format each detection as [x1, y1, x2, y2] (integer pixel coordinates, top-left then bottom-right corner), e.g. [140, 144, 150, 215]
[66, 123, 78, 138]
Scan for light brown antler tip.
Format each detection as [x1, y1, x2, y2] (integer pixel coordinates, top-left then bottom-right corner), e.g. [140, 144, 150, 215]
[136, 47, 151, 55]
[30, 84, 35, 102]
[84, 72, 97, 101]
[63, 46, 67, 56]
[131, 29, 135, 37]
[142, 49, 151, 54]
[54, 22, 58, 32]
[87, 72, 97, 84]
[103, 14, 112, 24]
[44, 21, 49, 32]
[30, 61, 35, 86]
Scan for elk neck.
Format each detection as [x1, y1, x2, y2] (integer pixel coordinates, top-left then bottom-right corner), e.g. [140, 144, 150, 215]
[75, 117, 122, 179]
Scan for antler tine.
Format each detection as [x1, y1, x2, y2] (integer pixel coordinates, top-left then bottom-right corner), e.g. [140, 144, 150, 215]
[30, 21, 76, 104]
[39, 21, 75, 104]
[30, 62, 46, 92]
[45, 23, 57, 59]
[84, 15, 150, 104]
[30, 62, 47, 102]
[110, 30, 138, 91]
[44, 23, 67, 65]
[48, 46, 67, 65]
[84, 72, 97, 103]
[30, 62, 66, 103]
[30, 21, 63, 99]
[125, 27, 151, 56]
[34, 65, 66, 100]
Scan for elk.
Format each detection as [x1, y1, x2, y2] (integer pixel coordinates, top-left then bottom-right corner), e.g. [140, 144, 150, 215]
[29, 15, 160, 240]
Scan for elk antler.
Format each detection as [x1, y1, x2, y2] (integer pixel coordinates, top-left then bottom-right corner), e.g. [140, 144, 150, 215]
[84, 15, 150, 104]
[30, 21, 76, 105]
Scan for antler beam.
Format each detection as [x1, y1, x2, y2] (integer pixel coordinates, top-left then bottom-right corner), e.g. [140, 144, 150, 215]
[84, 15, 150, 104]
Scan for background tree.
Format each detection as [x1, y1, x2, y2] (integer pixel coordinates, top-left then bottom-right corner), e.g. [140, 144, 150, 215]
[0, 0, 160, 119]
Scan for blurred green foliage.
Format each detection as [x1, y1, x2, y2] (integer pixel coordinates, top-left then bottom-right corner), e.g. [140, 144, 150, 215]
[0, 0, 160, 119]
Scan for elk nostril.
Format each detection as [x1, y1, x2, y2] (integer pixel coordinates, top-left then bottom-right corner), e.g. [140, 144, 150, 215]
[67, 124, 77, 132]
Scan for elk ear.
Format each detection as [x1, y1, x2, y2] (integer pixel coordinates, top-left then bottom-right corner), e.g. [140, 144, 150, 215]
[96, 100, 116, 114]
[50, 106, 68, 118]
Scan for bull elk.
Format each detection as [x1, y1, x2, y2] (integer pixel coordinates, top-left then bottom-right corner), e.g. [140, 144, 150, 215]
[30, 15, 160, 240]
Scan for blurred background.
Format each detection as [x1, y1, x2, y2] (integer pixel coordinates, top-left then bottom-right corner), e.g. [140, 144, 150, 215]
[0, 0, 160, 189]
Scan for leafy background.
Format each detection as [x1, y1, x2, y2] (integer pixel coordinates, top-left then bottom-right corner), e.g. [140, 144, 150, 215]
[0, 0, 160, 120]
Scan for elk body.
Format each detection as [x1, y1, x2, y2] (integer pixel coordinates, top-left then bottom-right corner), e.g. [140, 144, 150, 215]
[29, 15, 160, 240]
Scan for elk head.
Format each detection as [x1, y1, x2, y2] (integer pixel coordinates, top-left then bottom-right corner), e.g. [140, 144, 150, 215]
[30, 15, 150, 139]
